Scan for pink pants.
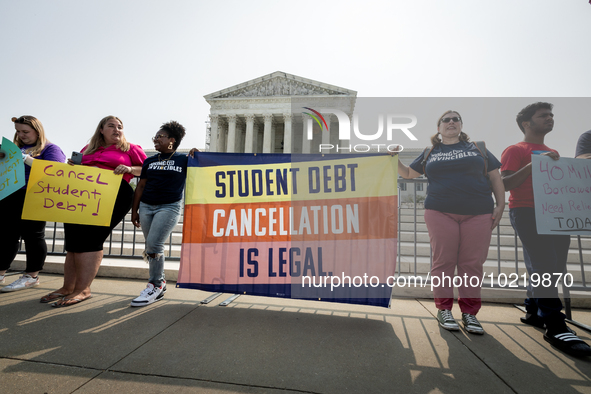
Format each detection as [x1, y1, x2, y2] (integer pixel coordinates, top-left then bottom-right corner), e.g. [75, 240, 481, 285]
[424, 209, 493, 315]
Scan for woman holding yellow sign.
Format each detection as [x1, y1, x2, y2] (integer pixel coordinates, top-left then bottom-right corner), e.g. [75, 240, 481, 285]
[1, 116, 66, 292]
[41, 116, 146, 307]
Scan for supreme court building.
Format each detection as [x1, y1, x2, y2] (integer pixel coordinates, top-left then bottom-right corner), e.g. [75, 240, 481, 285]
[204, 71, 426, 202]
[204, 71, 357, 154]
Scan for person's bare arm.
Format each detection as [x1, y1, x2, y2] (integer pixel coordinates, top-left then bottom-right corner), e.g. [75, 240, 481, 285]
[501, 164, 531, 191]
[488, 170, 505, 229]
[131, 178, 147, 228]
[502, 151, 560, 190]
[114, 164, 142, 176]
[387, 147, 422, 179]
[397, 157, 422, 179]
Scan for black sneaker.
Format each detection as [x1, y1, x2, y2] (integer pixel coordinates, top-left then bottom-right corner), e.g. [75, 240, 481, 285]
[520, 313, 545, 329]
[437, 309, 460, 331]
[544, 329, 591, 357]
[521, 314, 576, 335]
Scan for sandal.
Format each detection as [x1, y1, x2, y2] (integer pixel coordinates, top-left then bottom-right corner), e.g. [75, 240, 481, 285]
[544, 329, 591, 357]
[40, 292, 67, 303]
[51, 294, 93, 308]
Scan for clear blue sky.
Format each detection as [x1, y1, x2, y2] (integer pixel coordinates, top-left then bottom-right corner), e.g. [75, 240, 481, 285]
[1, 0, 590, 158]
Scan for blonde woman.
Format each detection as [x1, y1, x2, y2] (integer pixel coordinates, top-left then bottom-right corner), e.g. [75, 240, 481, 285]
[41, 116, 146, 307]
[1, 116, 65, 291]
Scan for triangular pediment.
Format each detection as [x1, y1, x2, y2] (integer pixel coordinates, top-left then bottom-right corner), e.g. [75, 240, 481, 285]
[204, 71, 356, 100]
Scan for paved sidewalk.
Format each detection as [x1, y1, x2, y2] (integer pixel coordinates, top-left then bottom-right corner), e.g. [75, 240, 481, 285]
[1, 273, 591, 393]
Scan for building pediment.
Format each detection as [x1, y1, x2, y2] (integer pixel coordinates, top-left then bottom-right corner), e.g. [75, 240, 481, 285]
[204, 71, 356, 100]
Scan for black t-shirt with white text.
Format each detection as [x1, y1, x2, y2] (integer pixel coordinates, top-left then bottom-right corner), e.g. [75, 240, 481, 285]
[409, 141, 501, 215]
[140, 152, 188, 205]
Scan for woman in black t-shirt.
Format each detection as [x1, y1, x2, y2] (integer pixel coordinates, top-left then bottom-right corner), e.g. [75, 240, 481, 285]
[130, 121, 197, 307]
[396, 110, 505, 335]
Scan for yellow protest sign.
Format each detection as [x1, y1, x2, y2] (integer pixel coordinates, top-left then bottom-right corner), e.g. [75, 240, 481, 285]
[22, 160, 121, 226]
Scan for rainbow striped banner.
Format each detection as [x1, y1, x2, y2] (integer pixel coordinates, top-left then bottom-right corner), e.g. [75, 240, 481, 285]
[177, 153, 398, 307]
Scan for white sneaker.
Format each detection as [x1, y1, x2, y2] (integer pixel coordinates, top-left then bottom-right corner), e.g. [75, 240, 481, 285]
[1, 274, 40, 292]
[130, 283, 165, 307]
[0, 275, 5, 284]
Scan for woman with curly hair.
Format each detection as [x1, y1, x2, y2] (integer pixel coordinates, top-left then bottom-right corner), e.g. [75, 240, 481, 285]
[130, 121, 196, 306]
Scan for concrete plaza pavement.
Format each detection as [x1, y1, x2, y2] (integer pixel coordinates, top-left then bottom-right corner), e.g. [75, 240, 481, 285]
[1, 271, 591, 393]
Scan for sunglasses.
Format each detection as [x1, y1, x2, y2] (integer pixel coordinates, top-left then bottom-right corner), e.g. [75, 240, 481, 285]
[441, 117, 461, 123]
[12, 116, 32, 123]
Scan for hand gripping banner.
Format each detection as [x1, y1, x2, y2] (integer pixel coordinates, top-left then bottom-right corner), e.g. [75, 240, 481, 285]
[178, 153, 398, 307]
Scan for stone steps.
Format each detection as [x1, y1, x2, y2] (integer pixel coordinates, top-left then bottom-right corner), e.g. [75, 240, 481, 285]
[44, 227, 183, 244]
[42, 238, 182, 258]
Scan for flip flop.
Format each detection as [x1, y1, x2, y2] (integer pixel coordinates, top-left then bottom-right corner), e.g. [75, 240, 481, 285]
[51, 294, 93, 308]
[40, 292, 67, 303]
[544, 330, 591, 357]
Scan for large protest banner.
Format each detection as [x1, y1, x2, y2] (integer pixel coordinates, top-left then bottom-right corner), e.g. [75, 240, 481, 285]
[532, 155, 591, 235]
[0, 137, 25, 201]
[178, 153, 398, 307]
[22, 160, 121, 226]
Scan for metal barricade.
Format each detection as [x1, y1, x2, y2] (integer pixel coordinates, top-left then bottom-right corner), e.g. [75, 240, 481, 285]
[18, 177, 589, 327]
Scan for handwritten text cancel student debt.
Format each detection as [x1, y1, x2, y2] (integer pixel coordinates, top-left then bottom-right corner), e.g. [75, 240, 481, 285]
[22, 160, 121, 226]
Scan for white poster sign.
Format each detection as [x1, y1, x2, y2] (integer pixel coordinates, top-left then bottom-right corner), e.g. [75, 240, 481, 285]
[532, 155, 591, 235]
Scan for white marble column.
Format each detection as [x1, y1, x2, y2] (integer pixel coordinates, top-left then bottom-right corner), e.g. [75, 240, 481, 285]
[218, 118, 227, 153]
[262, 114, 273, 153]
[226, 114, 237, 153]
[209, 114, 219, 152]
[254, 122, 262, 153]
[301, 114, 312, 154]
[321, 113, 332, 148]
[337, 114, 353, 154]
[244, 114, 255, 153]
[271, 121, 277, 153]
[283, 113, 292, 153]
[330, 117, 340, 152]
[236, 118, 245, 153]
[238, 130, 245, 153]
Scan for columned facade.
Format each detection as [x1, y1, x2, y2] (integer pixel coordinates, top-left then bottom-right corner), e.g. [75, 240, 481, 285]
[244, 114, 255, 153]
[204, 71, 357, 154]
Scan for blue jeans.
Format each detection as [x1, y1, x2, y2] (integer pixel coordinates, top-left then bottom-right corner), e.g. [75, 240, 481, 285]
[139, 200, 182, 287]
[509, 207, 570, 329]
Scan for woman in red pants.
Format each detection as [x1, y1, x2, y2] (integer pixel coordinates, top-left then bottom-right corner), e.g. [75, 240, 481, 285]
[396, 110, 505, 335]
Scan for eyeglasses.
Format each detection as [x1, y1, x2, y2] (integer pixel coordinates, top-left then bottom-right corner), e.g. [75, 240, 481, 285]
[441, 117, 461, 123]
[152, 134, 169, 142]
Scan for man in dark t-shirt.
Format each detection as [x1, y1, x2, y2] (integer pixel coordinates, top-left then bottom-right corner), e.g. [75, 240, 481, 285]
[575, 130, 591, 159]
